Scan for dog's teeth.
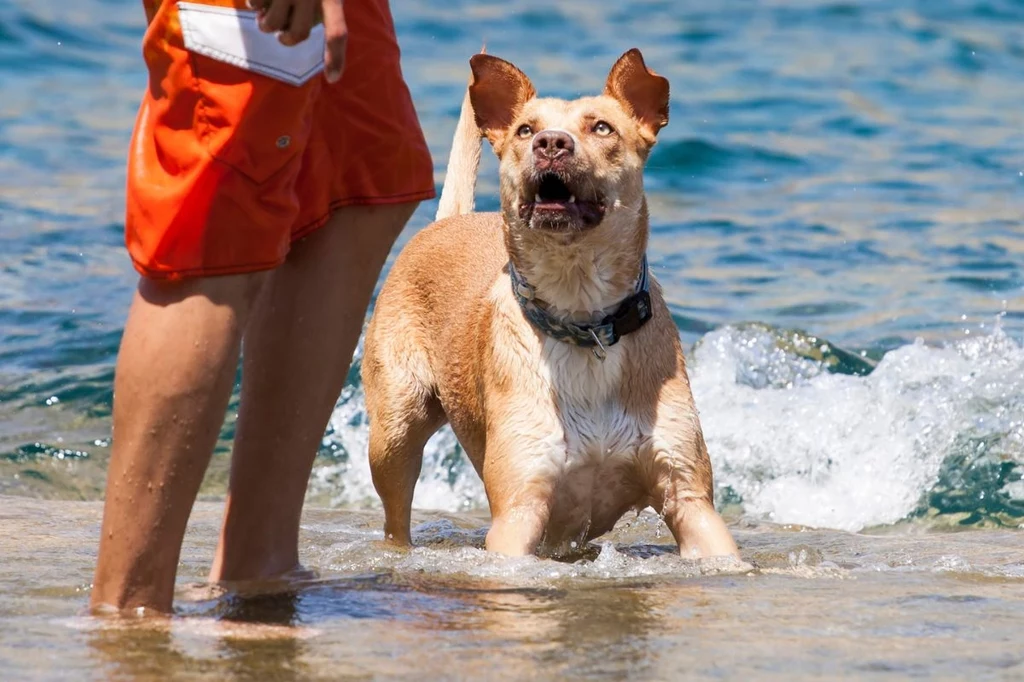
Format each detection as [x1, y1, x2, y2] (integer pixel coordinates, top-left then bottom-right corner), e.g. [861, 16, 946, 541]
[569, 195, 576, 203]
[535, 194, 542, 203]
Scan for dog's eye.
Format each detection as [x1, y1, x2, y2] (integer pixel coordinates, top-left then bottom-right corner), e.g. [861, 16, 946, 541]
[593, 121, 614, 136]
[516, 124, 533, 138]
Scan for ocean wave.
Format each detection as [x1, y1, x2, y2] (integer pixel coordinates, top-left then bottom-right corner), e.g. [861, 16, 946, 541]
[693, 319, 1024, 531]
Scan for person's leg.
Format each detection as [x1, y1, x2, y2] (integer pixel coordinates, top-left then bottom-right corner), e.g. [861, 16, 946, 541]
[209, 202, 417, 582]
[91, 273, 267, 615]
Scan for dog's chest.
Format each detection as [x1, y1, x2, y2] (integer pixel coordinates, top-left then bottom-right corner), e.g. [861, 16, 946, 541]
[528, 340, 647, 547]
[541, 341, 642, 466]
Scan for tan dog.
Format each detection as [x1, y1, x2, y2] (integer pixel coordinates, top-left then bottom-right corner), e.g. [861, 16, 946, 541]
[362, 49, 739, 561]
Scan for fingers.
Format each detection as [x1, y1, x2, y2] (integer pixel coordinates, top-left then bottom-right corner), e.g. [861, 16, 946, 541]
[278, 0, 316, 46]
[249, 0, 345, 84]
[321, 0, 348, 83]
[258, 0, 293, 34]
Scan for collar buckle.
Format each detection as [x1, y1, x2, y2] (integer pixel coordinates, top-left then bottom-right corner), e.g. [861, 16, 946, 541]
[587, 328, 608, 361]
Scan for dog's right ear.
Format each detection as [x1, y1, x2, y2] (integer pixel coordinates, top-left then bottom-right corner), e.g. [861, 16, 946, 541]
[604, 48, 670, 145]
[469, 54, 536, 146]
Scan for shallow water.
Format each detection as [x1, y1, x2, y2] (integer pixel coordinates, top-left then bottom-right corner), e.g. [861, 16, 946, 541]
[2, 0, 1024, 678]
[4, 497, 1024, 680]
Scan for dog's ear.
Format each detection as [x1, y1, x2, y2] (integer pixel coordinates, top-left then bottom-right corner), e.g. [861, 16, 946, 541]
[469, 54, 536, 146]
[604, 49, 670, 143]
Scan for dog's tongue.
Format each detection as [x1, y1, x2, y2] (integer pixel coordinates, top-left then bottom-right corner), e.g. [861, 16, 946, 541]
[530, 198, 606, 226]
[520, 196, 606, 227]
[535, 200, 571, 210]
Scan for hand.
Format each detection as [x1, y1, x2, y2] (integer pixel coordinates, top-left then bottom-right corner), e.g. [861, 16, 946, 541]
[248, 0, 348, 83]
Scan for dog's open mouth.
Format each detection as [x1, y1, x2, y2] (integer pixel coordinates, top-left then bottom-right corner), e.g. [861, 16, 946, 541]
[518, 173, 606, 230]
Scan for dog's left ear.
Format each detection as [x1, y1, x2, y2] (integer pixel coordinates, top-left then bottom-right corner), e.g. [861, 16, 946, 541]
[604, 49, 670, 144]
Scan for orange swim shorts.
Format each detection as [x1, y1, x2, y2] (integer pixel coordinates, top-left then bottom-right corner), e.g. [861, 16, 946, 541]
[125, 0, 436, 279]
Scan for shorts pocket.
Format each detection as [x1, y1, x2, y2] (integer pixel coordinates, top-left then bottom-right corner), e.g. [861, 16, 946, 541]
[178, 1, 324, 184]
[178, 1, 325, 85]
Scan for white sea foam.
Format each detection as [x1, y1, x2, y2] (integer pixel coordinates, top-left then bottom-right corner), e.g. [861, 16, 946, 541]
[694, 321, 1024, 530]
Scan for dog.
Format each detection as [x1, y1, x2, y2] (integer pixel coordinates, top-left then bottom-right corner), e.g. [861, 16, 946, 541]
[362, 48, 739, 561]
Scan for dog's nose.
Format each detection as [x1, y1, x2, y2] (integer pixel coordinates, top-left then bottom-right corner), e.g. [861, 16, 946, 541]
[532, 130, 575, 159]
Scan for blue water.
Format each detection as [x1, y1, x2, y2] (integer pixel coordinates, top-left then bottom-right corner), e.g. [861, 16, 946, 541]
[1, 0, 1023, 529]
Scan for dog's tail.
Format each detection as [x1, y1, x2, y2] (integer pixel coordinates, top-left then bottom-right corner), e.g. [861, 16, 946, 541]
[435, 81, 483, 222]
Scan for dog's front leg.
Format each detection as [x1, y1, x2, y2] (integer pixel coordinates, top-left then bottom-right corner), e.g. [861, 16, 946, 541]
[480, 436, 558, 556]
[649, 448, 738, 559]
[485, 501, 552, 556]
[479, 400, 564, 556]
[645, 398, 739, 560]
[657, 484, 738, 560]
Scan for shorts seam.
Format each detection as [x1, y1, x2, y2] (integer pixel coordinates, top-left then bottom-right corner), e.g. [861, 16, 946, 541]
[291, 188, 437, 239]
[131, 256, 286, 280]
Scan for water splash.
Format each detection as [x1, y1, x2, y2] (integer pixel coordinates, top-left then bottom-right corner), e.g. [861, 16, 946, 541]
[693, 319, 1024, 531]
[311, 320, 1024, 533]
[311, 385, 484, 513]
[309, 336, 486, 513]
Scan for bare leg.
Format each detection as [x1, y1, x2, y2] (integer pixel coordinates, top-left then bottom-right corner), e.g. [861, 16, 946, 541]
[91, 274, 267, 614]
[210, 203, 417, 582]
